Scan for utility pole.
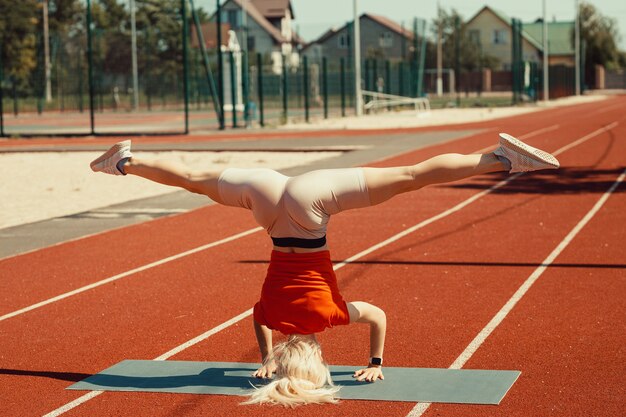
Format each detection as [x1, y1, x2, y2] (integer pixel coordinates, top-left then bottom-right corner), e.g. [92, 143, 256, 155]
[353, 0, 362, 116]
[242, 0, 250, 126]
[436, 1, 443, 97]
[217, 0, 225, 129]
[574, 0, 580, 95]
[454, 15, 460, 107]
[43, 0, 52, 102]
[130, 0, 139, 110]
[542, 0, 549, 101]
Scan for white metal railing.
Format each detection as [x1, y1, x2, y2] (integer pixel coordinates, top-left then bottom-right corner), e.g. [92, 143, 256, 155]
[362, 90, 430, 113]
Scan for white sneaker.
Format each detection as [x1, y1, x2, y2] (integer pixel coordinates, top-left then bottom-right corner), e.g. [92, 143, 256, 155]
[90, 140, 133, 175]
[494, 133, 560, 173]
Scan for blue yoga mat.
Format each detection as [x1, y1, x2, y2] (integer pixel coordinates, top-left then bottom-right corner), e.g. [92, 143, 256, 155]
[68, 360, 520, 404]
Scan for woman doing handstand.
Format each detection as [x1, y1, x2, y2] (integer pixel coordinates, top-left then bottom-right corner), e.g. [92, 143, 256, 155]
[90, 133, 559, 406]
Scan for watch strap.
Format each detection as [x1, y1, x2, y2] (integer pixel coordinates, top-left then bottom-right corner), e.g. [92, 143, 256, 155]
[369, 357, 383, 366]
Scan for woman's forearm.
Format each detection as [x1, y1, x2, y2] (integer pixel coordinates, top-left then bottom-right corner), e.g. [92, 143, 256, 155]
[370, 317, 386, 359]
[347, 301, 386, 361]
[253, 319, 273, 360]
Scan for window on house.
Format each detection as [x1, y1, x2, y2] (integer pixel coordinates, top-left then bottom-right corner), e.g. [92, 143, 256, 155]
[225, 9, 240, 29]
[493, 29, 507, 44]
[469, 29, 480, 45]
[338, 33, 350, 49]
[379, 32, 393, 48]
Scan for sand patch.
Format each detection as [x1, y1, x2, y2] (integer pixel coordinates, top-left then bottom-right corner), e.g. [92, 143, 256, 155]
[0, 151, 341, 229]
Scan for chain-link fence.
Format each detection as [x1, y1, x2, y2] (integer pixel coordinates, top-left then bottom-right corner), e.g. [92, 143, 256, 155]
[1, 0, 195, 137]
[0, 2, 588, 137]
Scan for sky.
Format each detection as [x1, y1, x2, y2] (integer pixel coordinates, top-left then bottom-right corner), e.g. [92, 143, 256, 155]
[195, 0, 626, 50]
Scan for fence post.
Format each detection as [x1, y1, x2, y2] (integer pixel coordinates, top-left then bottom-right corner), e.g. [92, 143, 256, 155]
[385, 60, 390, 94]
[77, 54, 84, 113]
[372, 59, 378, 92]
[282, 54, 288, 123]
[229, 51, 237, 127]
[340, 57, 346, 117]
[413, 18, 418, 97]
[303, 55, 309, 122]
[145, 28, 152, 111]
[417, 19, 427, 97]
[37, 32, 44, 114]
[181, 0, 189, 133]
[216, 0, 225, 129]
[398, 62, 404, 96]
[477, 39, 483, 96]
[322, 57, 328, 119]
[454, 15, 461, 107]
[242, 50, 249, 127]
[385, 60, 390, 110]
[257, 53, 264, 127]
[12, 78, 17, 116]
[580, 39, 586, 92]
[511, 18, 518, 104]
[86, 0, 95, 134]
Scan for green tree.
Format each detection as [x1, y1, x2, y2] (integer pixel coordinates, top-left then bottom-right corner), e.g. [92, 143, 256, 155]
[48, 0, 84, 36]
[91, 0, 132, 76]
[0, 0, 39, 85]
[579, 2, 624, 70]
[88, 0, 183, 82]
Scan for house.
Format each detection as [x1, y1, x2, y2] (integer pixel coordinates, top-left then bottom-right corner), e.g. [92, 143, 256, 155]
[302, 13, 415, 65]
[193, 0, 304, 70]
[522, 20, 575, 67]
[465, 6, 574, 70]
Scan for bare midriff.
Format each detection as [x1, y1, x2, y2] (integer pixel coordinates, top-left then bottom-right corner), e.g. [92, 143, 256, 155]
[272, 245, 329, 254]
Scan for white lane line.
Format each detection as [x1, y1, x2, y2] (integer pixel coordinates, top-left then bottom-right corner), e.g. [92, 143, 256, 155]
[154, 309, 254, 361]
[407, 168, 626, 417]
[587, 101, 626, 116]
[551, 122, 618, 156]
[40, 123, 593, 416]
[42, 308, 257, 417]
[42, 391, 103, 417]
[0, 227, 263, 323]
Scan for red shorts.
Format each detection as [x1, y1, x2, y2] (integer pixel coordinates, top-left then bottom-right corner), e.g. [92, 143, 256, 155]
[253, 250, 351, 335]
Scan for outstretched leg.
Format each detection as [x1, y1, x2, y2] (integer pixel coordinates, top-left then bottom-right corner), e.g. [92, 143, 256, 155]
[124, 157, 225, 203]
[364, 133, 559, 205]
[364, 152, 504, 205]
[89, 140, 225, 203]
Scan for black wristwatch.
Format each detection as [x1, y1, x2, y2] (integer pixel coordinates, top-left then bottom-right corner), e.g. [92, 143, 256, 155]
[369, 357, 383, 366]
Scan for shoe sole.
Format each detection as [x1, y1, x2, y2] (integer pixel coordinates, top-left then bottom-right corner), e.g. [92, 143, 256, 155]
[499, 133, 559, 169]
[90, 140, 131, 171]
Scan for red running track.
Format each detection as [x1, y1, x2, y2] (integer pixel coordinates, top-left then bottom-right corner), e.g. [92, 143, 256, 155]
[0, 96, 624, 417]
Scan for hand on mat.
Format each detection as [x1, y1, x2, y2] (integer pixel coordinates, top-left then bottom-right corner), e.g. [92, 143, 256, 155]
[353, 366, 384, 383]
[253, 360, 277, 379]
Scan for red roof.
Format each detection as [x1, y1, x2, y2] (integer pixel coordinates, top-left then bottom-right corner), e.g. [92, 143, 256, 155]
[250, 0, 294, 19]
[190, 22, 231, 49]
[366, 13, 414, 40]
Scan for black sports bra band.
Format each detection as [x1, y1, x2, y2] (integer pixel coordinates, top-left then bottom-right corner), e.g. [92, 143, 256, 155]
[271, 236, 327, 248]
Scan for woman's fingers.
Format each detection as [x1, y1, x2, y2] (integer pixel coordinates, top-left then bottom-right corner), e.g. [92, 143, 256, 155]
[252, 366, 273, 379]
[353, 367, 384, 382]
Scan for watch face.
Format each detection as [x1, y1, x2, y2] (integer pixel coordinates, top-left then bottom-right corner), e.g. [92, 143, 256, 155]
[370, 357, 382, 366]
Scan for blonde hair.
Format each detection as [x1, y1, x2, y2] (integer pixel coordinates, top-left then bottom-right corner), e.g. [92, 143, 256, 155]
[243, 336, 340, 407]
